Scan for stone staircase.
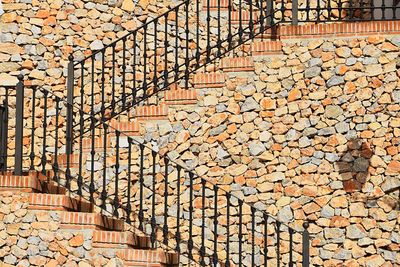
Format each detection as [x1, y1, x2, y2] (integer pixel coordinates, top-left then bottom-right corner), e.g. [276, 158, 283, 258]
[0, 171, 178, 266]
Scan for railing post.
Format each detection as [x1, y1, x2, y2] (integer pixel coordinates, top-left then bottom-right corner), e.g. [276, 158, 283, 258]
[302, 221, 310, 267]
[292, 0, 299, 25]
[14, 74, 24, 176]
[266, 0, 274, 26]
[66, 54, 74, 155]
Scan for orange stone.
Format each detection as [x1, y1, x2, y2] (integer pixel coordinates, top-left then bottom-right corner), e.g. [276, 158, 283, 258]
[287, 88, 301, 102]
[330, 216, 350, 227]
[69, 235, 84, 247]
[260, 98, 276, 110]
[36, 10, 50, 18]
[387, 161, 400, 174]
[367, 35, 385, 44]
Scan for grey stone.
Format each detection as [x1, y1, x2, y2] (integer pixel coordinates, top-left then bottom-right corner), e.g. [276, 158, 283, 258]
[333, 249, 351, 260]
[346, 58, 357, 66]
[325, 105, 343, 118]
[243, 186, 257, 196]
[324, 228, 345, 239]
[362, 57, 378, 65]
[391, 36, 400, 47]
[353, 158, 369, 172]
[318, 127, 336, 136]
[159, 123, 173, 135]
[321, 206, 334, 218]
[299, 136, 311, 148]
[241, 97, 260, 112]
[4, 254, 17, 265]
[90, 39, 104, 50]
[313, 151, 325, 159]
[309, 57, 323, 67]
[392, 90, 400, 103]
[381, 177, 400, 192]
[209, 125, 226, 136]
[327, 76, 345, 87]
[346, 224, 366, 239]
[335, 121, 350, 133]
[305, 66, 321, 78]
[303, 127, 318, 137]
[277, 206, 293, 223]
[363, 45, 381, 57]
[325, 153, 339, 162]
[217, 147, 229, 159]
[248, 141, 266, 156]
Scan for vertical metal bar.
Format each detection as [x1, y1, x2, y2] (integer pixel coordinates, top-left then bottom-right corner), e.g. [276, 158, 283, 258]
[316, 0, 321, 21]
[381, 0, 386, 20]
[327, 0, 332, 21]
[349, 0, 354, 19]
[338, 0, 342, 20]
[225, 193, 230, 267]
[122, 38, 126, 109]
[306, 0, 310, 21]
[153, 20, 158, 93]
[199, 178, 206, 267]
[132, 33, 137, 103]
[101, 123, 108, 210]
[196, 0, 200, 67]
[188, 171, 194, 260]
[175, 166, 181, 253]
[163, 157, 169, 245]
[174, 7, 179, 81]
[101, 49, 106, 120]
[143, 26, 148, 99]
[206, 0, 211, 62]
[111, 44, 116, 114]
[14, 74, 24, 176]
[251, 207, 255, 266]
[138, 144, 145, 231]
[238, 200, 243, 267]
[292, 0, 299, 24]
[126, 137, 132, 223]
[217, 0, 221, 54]
[164, 15, 168, 89]
[0, 106, 5, 171]
[77, 62, 84, 196]
[239, 0, 243, 42]
[184, 1, 190, 89]
[302, 222, 310, 267]
[249, 0, 254, 37]
[89, 116, 95, 202]
[264, 214, 268, 266]
[266, 0, 274, 26]
[29, 86, 36, 171]
[259, 0, 265, 34]
[66, 55, 74, 155]
[276, 221, 281, 267]
[52, 97, 60, 183]
[289, 228, 294, 267]
[0, 87, 8, 171]
[213, 185, 218, 266]
[41, 90, 48, 175]
[150, 150, 157, 248]
[227, 0, 232, 48]
[114, 130, 120, 217]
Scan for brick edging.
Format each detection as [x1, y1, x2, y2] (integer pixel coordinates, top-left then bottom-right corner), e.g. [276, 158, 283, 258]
[278, 20, 400, 39]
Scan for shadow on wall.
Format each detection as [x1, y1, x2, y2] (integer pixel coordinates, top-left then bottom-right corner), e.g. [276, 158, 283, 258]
[336, 138, 373, 193]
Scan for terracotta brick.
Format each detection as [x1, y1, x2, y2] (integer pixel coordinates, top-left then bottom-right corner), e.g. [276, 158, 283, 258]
[251, 40, 283, 56]
[220, 57, 255, 72]
[193, 72, 226, 88]
[135, 104, 168, 120]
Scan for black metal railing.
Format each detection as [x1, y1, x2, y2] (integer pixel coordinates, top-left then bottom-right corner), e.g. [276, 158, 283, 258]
[1, 76, 310, 266]
[64, 0, 400, 151]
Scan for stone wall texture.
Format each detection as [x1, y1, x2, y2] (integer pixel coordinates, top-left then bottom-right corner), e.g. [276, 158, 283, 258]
[141, 35, 400, 266]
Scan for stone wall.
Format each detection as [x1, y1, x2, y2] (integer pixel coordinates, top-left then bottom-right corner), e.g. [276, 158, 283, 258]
[0, 191, 125, 266]
[142, 35, 400, 266]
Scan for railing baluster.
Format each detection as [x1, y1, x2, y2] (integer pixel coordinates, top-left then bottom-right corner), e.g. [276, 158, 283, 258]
[302, 222, 310, 267]
[200, 178, 206, 267]
[132, 33, 137, 103]
[164, 15, 168, 89]
[225, 193, 230, 267]
[381, 0, 386, 20]
[213, 185, 218, 266]
[113, 130, 120, 217]
[101, 49, 106, 120]
[316, 0, 321, 21]
[276, 221, 281, 267]
[292, 0, 298, 24]
[227, 0, 232, 48]
[289, 227, 294, 267]
[174, 6, 179, 81]
[101, 123, 108, 210]
[175, 166, 182, 253]
[217, 0, 221, 55]
[188, 171, 194, 260]
[29, 86, 36, 171]
[41, 90, 48, 176]
[89, 116, 95, 202]
[126, 137, 132, 223]
[259, 0, 265, 34]
[14, 74, 24, 176]
[111, 44, 116, 114]
[251, 206, 255, 266]
[77, 64, 84, 196]
[52, 97, 60, 183]
[264, 214, 268, 266]
[163, 158, 169, 245]
[238, 199, 243, 267]
[138, 144, 145, 231]
[143, 26, 148, 99]
[206, 0, 211, 62]
[122, 38, 126, 109]
[0, 105, 5, 171]
[150, 150, 157, 248]
[185, 1, 190, 89]
[239, 0, 243, 42]
[196, 0, 200, 67]
[153, 19, 158, 93]
[66, 55, 74, 155]
[249, 0, 254, 38]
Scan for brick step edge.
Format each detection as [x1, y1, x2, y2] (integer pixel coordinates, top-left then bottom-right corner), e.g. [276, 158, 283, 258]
[28, 193, 93, 212]
[60, 211, 125, 231]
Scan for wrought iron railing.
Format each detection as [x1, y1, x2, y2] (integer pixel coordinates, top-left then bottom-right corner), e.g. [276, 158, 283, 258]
[1, 76, 310, 266]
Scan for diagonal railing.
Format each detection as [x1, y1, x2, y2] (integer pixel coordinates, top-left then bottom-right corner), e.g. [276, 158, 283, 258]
[1, 75, 311, 266]
[64, 0, 400, 152]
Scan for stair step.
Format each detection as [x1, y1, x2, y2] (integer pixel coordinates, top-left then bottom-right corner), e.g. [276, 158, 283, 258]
[164, 87, 197, 105]
[135, 104, 168, 121]
[109, 120, 140, 136]
[0, 172, 44, 192]
[116, 248, 179, 265]
[251, 40, 283, 55]
[220, 56, 255, 72]
[193, 72, 226, 88]
[92, 230, 151, 249]
[60, 211, 125, 231]
[28, 193, 93, 212]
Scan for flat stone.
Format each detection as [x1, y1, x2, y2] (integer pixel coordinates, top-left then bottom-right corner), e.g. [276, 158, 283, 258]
[327, 76, 345, 87]
[0, 73, 19, 86]
[325, 105, 343, 119]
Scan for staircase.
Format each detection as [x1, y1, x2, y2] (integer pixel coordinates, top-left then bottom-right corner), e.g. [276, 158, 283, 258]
[1, 0, 400, 265]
